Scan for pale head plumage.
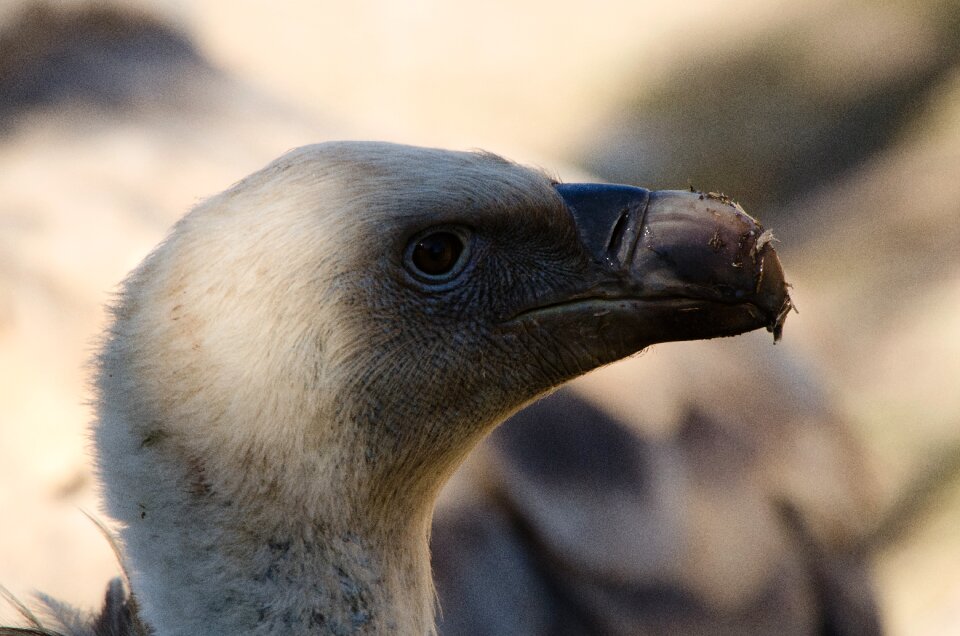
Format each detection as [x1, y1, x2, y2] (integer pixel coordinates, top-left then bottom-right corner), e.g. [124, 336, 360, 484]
[93, 142, 588, 634]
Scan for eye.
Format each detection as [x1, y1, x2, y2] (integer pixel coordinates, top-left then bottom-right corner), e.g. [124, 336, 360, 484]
[405, 229, 470, 281]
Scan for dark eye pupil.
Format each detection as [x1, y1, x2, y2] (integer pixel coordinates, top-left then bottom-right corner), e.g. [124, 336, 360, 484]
[411, 232, 463, 276]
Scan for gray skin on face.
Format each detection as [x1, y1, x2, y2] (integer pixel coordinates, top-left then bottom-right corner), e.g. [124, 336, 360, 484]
[338, 176, 790, 510]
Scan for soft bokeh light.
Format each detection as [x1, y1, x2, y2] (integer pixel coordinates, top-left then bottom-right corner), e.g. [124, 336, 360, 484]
[2, 1, 959, 633]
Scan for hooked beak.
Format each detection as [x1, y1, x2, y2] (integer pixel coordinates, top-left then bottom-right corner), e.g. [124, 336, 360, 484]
[510, 183, 793, 358]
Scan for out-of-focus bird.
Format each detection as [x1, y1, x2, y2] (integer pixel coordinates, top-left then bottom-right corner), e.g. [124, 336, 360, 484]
[433, 335, 882, 636]
[1, 141, 789, 634]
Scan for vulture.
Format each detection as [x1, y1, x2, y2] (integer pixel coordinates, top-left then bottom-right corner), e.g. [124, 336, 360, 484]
[1, 141, 791, 635]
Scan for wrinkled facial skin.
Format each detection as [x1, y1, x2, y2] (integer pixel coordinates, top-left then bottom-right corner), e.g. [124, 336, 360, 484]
[326, 178, 790, 492]
[328, 187, 591, 484]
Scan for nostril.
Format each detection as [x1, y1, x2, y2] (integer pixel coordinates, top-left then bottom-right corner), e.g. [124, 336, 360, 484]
[605, 198, 649, 268]
[606, 207, 630, 261]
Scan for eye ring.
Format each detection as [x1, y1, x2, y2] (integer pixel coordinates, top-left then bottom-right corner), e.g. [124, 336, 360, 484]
[404, 227, 472, 283]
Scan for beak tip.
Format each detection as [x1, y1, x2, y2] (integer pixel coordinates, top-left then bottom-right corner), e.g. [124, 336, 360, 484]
[640, 190, 795, 342]
[754, 244, 794, 342]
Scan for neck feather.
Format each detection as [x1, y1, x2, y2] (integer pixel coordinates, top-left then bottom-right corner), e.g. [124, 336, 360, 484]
[96, 406, 438, 636]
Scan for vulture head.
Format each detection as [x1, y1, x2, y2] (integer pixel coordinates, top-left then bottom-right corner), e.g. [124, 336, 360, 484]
[44, 142, 790, 634]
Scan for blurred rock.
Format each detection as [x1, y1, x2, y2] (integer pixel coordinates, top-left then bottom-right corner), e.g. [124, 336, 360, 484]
[0, 2, 208, 130]
[767, 61, 960, 507]
[581, 0, 960, 217]
[781, 68, 960, 635]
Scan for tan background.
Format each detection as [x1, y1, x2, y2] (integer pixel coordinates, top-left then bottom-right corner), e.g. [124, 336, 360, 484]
[1, 0, 959, 633]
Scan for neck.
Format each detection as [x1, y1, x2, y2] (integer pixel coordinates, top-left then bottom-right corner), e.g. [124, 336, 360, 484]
[97, 410, 438, 635]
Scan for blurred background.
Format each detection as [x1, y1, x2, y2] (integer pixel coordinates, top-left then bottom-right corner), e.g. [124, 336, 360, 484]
[0, 0, 958, 633]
